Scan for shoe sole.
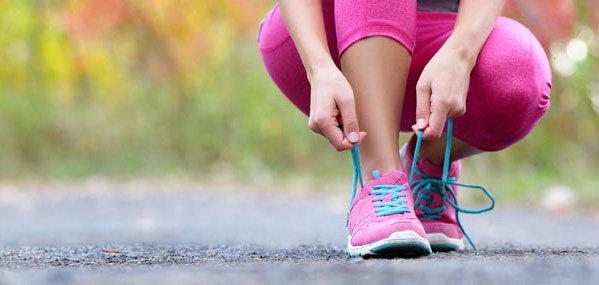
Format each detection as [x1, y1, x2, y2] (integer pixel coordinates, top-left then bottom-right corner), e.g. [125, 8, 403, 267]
[427, 233, 465, 251]
[347, 230, 432, 258]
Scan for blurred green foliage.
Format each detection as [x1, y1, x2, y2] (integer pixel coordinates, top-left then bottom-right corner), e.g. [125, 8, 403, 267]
[0, 1, 597, 207]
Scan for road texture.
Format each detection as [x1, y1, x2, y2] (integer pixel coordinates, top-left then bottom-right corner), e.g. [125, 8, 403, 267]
[0, 182, 597, 284]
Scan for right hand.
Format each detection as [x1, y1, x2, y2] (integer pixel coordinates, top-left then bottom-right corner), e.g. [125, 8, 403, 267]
[307, 64, 366, 151]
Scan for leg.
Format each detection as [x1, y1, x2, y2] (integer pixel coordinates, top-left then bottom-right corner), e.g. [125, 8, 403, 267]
[260, 1, 432, 257]
[260, 0, 418, 179]
[336, 1, 431, 257]
[336, 0, 417, 178]
[341, 38, 411, 176]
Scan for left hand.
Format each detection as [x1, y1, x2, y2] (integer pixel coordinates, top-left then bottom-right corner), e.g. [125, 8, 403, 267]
[413, 39, 475, 139]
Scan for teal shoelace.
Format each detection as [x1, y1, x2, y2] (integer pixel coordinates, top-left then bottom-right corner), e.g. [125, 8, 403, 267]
[346, 144, 410, 227]
[408, 118, 495, 250]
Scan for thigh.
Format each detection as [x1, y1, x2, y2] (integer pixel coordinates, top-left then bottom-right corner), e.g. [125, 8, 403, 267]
[402, 13, 551, 151]
[258, 1, 339, 116]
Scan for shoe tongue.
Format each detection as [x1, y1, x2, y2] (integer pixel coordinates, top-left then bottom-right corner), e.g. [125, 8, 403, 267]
[370, 170, 407, 185]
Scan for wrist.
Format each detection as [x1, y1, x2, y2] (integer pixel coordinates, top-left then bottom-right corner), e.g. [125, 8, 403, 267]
[305, 56, 336, 82]
[444, 34, 479, 69]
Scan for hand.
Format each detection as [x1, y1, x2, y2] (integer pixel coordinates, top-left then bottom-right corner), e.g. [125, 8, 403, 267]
[413, 39, 474, 139]
[307, 63, 366, 151]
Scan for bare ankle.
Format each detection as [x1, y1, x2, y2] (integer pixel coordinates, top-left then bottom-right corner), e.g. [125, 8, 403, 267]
[414, 135, 483, 167]
[411, 138, 443, 167]
[361, 157, 402, 181]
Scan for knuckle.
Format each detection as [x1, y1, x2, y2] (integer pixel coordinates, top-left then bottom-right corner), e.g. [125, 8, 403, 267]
[449, 102, 466, 117]
[314, 115, 327, 125]
[308, 121, 319, 132]
[338, 97, 354, 109]
[453, 99, 463, 108]
[430, 130, 442, 139]
[343, 120, 357, 130]
[438, 98, 452, 108]
[338, 95, 351, 104]
[416, 84, 428, 94]
[427, 126, 441, 136]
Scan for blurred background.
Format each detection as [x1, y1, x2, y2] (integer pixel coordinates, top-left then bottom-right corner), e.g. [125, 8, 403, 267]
[0, 0, 597, 211]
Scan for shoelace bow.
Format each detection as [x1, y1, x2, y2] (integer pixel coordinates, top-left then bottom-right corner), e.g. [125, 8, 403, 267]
[408, 119, 495, 250]
[346, 119, 495, 250]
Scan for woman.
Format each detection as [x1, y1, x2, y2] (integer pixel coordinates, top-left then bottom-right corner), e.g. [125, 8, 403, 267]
[257, 0, 551, 257]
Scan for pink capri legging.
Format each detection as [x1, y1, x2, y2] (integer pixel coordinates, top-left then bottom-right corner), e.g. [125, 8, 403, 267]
[257, 0, 551, 151]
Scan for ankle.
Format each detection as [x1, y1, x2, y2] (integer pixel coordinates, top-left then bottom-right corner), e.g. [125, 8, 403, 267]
[362, 158, 402, 181]
[417, 141, 446, 168]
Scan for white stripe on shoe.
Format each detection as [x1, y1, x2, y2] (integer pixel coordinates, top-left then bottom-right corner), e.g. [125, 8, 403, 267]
[347, 230, 432, 257]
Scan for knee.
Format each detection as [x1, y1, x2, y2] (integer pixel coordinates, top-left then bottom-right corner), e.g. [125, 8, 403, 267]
[467, 18, 552, 151]
[257, 6, 291, 53]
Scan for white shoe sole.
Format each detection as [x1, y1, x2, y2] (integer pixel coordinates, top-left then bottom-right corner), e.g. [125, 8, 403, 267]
[347, 230, 432, 258]
[427, 233, 466, 251]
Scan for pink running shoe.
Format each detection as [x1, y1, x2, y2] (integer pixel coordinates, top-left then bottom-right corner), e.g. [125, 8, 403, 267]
[400, 140, 465, 251]
[346, 146, 431, 257]
[400, 119, 495, 252]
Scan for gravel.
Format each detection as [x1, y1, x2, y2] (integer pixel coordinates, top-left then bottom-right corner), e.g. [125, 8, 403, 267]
[0, 187, 597, 284]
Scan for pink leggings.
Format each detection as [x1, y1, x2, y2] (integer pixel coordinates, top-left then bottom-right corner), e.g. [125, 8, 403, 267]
[257, 0, 551, 151]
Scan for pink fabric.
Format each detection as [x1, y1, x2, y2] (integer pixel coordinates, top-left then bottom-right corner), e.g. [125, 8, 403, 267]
[348, 171, 426, 246]
[401, 139, 463, 239]
[258, 1, 551, 152]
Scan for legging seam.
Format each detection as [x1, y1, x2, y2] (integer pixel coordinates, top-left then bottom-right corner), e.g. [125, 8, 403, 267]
[337, 19, 414, 55]
[259, 34, 294, 54]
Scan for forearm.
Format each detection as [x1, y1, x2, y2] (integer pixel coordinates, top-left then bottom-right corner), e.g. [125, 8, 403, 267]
[278, 0, 334, 81]
[445, 0, 507, 68]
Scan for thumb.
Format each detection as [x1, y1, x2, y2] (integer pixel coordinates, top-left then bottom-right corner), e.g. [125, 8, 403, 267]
[337, 96, 360, 143]
[415, 80, 431, 130]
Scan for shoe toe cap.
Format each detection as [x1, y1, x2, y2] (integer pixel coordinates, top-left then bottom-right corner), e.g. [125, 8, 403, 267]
[351, 218, 426, 246]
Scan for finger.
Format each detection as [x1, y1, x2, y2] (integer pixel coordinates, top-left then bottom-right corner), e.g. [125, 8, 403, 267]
[423, 105, 448, 140]
[337, 96, 360, 144]
[415, 80, 432, 130]
[411, 124, 420, 134]
[308, 119, 323, 135]
[357, 131, 367, 144]
[321, 123, 354, 151]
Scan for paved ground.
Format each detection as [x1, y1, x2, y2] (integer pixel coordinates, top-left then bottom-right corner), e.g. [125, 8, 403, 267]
[0, 183, 597, 284]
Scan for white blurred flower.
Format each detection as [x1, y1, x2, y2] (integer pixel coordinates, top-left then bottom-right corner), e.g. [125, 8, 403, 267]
[566, 38, 588, 62]
[541, 185, 579, 215]
[574, 24, 598, 57]
[591, 93, 599, 115]
[551, 51, 576, 77]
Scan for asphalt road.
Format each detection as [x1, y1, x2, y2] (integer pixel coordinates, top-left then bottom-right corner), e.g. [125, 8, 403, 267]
[0, 183, 597, 284]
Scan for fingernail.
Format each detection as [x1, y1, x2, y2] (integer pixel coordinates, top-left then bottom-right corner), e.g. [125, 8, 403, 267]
[348, 132, 359, 143]
[416, 118, 426, 129]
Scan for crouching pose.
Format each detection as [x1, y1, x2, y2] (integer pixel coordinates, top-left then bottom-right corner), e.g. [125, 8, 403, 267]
[258, 0, 551, 257]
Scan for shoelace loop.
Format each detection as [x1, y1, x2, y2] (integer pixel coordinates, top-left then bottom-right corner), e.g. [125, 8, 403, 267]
[409, 119, 495, 251]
